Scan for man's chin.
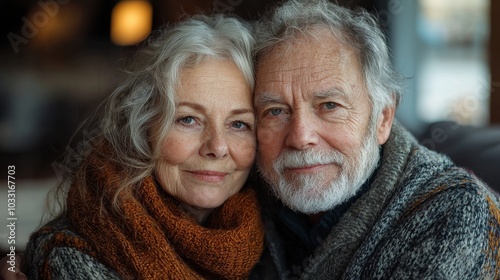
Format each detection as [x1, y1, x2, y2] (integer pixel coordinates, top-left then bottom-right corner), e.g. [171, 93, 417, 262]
[271, 180, 356, 214]
[280, 193, 339, 214]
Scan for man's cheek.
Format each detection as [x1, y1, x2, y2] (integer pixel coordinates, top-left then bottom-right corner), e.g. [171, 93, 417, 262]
[257, 128, 278, 146]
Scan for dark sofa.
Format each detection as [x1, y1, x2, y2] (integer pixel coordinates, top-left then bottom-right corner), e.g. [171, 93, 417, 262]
[418, 121, 500, 193]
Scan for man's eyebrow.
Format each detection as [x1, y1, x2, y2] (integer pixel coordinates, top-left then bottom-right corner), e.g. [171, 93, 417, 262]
[314, 87, 346, 99]
[254, 88, 346, 106]
[254, 93, 283, 106]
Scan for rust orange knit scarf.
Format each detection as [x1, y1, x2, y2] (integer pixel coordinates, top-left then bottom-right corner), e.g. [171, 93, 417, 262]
[66, 152, 264, 279]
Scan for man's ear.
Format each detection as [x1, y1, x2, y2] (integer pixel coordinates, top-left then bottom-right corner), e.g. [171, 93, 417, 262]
[376, 105, 395, 145]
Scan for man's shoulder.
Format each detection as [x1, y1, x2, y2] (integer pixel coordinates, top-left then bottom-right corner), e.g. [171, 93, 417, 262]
[387, 122, 487, 192]
[381, 124, 500, 227]
[401, 170, 498, 216]
[406, 139, 497, 198]
[388, 146, 500, 234]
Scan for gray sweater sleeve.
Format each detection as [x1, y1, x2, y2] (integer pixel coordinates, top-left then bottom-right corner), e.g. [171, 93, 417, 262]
[359, 182, 497, 279]
[39, 247, 121, 280]
[26, 220, 122, 280]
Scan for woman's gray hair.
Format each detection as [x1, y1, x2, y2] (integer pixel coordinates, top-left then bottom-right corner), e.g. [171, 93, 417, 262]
[254, 0, 402, 123]
[50, 14, 254, 217]
[105, 13, 254, 171]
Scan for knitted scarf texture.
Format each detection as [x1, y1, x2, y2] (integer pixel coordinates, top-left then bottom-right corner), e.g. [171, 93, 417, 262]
[65, 150, 264, 279]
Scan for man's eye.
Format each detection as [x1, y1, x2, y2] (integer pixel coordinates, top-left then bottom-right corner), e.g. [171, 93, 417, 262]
[322, 102, 337, 110]
[270, 108, 283, 116]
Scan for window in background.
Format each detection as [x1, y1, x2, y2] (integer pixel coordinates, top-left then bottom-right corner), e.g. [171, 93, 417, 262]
[417, 0, 490, 125]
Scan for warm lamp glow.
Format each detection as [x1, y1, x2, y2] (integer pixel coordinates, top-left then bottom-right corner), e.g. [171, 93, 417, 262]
[111, 0, 152, 46]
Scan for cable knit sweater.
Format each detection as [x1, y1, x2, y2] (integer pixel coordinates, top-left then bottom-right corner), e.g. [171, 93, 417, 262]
[251, 121, 500, 279]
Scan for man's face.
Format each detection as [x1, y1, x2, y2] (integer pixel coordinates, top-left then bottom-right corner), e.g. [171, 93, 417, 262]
[255, 32, 393, 213]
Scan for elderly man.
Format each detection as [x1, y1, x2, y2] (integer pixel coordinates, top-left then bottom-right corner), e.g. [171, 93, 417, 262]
[251, 0, 500, 279]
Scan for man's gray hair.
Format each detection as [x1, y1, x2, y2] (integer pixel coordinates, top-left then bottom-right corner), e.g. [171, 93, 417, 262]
[254, 0, 402, 120]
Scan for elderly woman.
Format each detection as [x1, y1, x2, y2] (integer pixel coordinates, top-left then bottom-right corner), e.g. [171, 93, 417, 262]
[10, 14, 263, 280]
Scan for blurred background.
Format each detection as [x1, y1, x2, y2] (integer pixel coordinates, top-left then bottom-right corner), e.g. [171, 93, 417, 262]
[0, 0, 498, 252]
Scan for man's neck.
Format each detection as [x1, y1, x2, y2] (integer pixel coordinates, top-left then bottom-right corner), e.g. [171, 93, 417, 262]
[308, 212, 325, 225]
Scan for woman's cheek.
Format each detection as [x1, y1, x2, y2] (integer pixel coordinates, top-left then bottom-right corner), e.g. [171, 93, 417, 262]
[160, 134, 199, 164]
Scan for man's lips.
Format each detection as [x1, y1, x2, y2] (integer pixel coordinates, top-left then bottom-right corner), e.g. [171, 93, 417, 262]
[285, 164, 330, 174]
[185, 170, 229, 182]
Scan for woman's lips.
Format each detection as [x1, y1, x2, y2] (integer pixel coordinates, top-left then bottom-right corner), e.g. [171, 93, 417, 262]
[186, 170, 228, 183]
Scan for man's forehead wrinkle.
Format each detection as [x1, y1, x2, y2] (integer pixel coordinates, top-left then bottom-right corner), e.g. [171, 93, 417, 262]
[255, 71, 288, 89]
[257, 67, 304, 86]
[309, 64, 337, 81]
[259, 63, 336, 82]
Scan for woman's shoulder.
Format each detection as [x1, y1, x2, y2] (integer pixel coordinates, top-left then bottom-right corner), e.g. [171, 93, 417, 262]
[27, 216, 89, 257]
[25, 216, 120, 279]
[28, 216, 81, 243]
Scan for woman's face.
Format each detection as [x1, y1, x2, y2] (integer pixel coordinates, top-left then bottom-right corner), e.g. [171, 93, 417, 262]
[155, 58, 256, 213]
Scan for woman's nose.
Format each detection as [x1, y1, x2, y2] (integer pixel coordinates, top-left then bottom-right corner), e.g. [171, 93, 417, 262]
[200, 128, 229, 159]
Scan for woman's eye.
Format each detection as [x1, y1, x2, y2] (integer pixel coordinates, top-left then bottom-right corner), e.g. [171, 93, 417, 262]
[231, 121, 251, 130]
[322, 102, 337, 110]
[178, 116, 196, 125]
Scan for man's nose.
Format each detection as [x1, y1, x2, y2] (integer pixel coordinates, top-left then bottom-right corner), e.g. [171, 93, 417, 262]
[285, 112, 319, 150]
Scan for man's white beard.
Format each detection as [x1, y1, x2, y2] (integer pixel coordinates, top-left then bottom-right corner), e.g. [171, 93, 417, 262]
[258, 128, 381, 214]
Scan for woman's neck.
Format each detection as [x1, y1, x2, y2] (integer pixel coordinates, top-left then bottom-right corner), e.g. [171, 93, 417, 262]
[179, 203, 214, 224]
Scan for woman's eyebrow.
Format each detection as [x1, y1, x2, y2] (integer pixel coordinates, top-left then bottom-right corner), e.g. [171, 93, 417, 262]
[178, 102, 254, 116]
[231, 108, 255, 115]
[177, 102, 205, 113]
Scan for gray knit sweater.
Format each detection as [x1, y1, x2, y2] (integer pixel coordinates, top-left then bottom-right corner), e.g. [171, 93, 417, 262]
[251, 122, 500, 279]
[25, 219, 121, 279]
